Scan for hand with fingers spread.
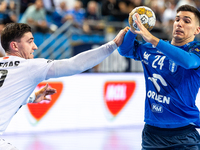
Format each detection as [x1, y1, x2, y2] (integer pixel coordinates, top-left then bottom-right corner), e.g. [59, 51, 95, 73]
[129, 6, 156, 32]
[131, 13, 159, 47]
[33, 83, 57, 103]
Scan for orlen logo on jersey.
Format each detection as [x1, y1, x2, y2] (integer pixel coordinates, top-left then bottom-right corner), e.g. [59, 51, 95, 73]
[104, 81, 136, 118]
[27, 82, 63, 125]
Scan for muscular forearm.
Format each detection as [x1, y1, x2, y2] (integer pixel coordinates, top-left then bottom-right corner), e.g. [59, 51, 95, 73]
[46, 41, 117, 78]
[157, 40, 200, 69]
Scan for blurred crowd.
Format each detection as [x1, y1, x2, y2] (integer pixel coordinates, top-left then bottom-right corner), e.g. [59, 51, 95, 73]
[0, 0, 200, 39]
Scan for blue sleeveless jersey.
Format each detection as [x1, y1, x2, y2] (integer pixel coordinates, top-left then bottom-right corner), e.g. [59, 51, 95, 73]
[119, 37, 200, 128]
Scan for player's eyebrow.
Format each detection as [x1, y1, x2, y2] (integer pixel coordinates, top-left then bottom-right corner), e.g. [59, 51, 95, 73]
[184, 16, 192, 20]
[27, 37, 34, 41]
[176, 15, 192, 20]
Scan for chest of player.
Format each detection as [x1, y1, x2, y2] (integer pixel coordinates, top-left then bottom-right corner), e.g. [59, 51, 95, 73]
[141, 50, 178, 74]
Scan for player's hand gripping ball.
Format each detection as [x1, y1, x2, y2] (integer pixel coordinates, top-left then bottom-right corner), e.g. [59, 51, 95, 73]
[129, 6, 156, 31]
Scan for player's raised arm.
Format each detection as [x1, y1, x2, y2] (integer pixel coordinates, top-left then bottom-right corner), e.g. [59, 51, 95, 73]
[46, 28, 128, 79]
[132, 13, 159, 47]
[130, 8, 200, 69]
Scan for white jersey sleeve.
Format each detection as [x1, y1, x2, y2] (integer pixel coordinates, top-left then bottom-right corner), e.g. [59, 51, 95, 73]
[22, 41, 117, 105]
[46, 41, 117, 78]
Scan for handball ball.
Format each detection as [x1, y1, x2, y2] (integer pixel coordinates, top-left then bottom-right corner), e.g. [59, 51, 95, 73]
[129, 6, 156, 31]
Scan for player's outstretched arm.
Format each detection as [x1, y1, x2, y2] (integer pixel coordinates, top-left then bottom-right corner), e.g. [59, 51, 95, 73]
[46, 28, 128, 78]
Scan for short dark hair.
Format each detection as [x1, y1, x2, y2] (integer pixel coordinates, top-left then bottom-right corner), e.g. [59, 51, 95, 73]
[177, 5, 200, 26]
[1, 23, 32, 52]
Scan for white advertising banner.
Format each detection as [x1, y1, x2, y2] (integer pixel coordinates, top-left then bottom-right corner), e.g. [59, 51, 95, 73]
[5, 73, 146, 134]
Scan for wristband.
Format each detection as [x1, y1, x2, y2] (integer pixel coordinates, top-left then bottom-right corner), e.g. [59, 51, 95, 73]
[27, 93, 35, 103]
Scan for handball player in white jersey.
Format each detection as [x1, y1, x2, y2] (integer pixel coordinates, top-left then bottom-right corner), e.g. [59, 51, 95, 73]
[0, 23, 128, 150]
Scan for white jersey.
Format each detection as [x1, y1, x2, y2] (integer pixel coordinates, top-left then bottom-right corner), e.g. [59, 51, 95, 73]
[0, 56, 53, 134]
[0, 41, 117, 134]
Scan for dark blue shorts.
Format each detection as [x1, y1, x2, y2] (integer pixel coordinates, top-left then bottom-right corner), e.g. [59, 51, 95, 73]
[142, 124, 200, 150]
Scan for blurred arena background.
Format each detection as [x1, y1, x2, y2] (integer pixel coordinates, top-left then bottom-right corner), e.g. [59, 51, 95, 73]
[1, 0, 200, 149]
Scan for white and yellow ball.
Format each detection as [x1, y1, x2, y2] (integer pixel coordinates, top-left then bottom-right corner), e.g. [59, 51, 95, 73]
[129, 6, 156, 31]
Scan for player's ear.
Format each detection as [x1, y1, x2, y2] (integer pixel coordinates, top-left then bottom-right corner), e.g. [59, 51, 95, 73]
[10, 41, 18, 51]
[194, 24, 200, 35]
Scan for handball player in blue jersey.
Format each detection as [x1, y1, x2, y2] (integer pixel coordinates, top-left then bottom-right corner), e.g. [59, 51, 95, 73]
[118, 5, 200, 150]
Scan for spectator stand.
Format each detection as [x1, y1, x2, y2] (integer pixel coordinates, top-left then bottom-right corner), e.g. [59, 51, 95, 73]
[33, 20, 73, 60]
[0, 0, 20, 24]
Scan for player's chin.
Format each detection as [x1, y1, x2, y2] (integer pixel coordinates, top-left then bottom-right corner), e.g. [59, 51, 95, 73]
[173, 35, 183, 41]
[174, 33, 183, 37]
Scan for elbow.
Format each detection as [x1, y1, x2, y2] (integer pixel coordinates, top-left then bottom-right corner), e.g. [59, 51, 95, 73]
[178, 53, 200, 69]
[185, 53, 200, 69]
[182, 61, 200, 69]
